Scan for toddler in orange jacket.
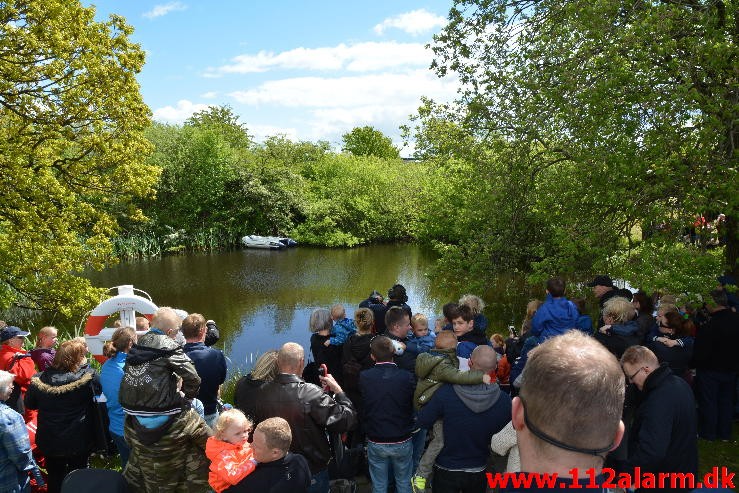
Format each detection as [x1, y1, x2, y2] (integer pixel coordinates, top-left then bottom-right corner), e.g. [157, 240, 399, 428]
[205, 409, 257, 493]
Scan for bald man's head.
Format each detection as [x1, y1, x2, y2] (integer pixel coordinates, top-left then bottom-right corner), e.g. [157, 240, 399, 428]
[277, 342, 304, 374]
[470, 345, 497, 373]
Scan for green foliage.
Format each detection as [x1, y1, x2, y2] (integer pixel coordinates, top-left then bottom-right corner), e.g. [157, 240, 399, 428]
[406, 0, 739, 295]
[292, 154, 423, 247]
[341, 126, 401, 159]
[0, 0, 159, 315]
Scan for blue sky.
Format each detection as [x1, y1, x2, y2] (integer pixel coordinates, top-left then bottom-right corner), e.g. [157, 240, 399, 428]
[88, 1, 458, 154]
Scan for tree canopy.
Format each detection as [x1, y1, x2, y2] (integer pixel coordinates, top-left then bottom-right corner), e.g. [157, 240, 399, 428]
[342, 126, 401, 159]
[414, 0, 739, 293]
[0, 0, 158, 315]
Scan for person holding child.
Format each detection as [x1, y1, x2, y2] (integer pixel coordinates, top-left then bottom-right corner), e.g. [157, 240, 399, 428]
[206, 409, 257, 493]
[412, 331, 492, 492]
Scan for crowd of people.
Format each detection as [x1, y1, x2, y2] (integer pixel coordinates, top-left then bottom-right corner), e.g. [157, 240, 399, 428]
[0, 277, 737, 493]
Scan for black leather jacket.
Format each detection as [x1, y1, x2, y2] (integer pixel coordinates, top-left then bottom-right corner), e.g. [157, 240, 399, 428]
[119, 331, 201, 416]
[253, 373, 357, 473]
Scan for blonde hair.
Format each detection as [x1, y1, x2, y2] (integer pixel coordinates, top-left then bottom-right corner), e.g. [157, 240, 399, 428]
[621, 345, 659, 367]
[38, 326, 57, 339]
[491, 333, 505, 347]
[251, 350, 279, 381]
[459, 294, 485, 315]
[603, 297, 635, 324]
[330, 304, 346, 320]
[411, 313, 428, 329]
[354, 308, 374, 334]
[214, 409, 252, 440]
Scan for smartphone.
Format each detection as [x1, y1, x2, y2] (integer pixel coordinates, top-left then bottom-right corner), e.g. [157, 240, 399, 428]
[508, 325, 519, 338]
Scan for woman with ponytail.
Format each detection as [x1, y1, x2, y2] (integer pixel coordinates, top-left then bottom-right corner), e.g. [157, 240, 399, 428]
[100, 326, 137, 467]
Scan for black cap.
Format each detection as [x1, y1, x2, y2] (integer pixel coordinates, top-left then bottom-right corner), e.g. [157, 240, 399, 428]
[586, 275, 614, 288]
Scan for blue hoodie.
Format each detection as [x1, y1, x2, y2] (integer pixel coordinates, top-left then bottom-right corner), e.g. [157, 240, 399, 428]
[531, 294, 580, 340]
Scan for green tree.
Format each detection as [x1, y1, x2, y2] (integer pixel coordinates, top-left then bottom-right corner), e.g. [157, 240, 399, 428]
[185, 105, 252, 149]
[0, 1, 158, 315]
[342, 126, 401, 159]
[422, 0, 738, 291]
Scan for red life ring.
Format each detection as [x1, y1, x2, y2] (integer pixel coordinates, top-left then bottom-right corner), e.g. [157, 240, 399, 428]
[84, 285, 158, 363]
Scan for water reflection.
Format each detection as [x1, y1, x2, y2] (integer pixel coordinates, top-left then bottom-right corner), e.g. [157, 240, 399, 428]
[85, 244, 445, 373]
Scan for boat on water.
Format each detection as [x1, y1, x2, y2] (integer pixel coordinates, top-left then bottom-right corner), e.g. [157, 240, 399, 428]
[241, 235, 297, 249]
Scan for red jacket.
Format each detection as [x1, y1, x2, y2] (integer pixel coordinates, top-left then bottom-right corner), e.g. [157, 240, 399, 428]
[205, 437, 256, 493]
[0, 344, 35, 393]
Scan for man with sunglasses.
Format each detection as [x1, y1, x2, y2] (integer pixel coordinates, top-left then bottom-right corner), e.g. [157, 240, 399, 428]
[620, 346, 697, 493]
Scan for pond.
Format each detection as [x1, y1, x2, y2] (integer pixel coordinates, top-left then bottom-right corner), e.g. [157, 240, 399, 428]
[85, 244, 459, 373]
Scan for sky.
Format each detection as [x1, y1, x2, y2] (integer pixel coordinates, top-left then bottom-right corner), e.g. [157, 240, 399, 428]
[88, 1, 459, 155]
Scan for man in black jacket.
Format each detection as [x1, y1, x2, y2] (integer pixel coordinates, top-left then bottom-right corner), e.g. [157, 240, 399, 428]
[587, 275, 620, 327]
[251, 342, 356, 493]
[692, 289, 739, 441]
[226, 417, 311, 493]
[621, 346, 697, 493]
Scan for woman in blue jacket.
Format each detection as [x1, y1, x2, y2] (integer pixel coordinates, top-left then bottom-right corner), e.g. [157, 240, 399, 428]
[100, 326, 137, 468]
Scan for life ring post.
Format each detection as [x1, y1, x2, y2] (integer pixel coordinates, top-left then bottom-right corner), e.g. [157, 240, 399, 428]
[84, 285, 158, 363]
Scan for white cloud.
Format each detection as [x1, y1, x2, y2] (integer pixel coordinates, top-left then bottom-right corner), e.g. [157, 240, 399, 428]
[152, 99, 209, 123]
[204, 42, 430, 77]
[200, 91, 219, 99]
[228, 70, 458, 109]
[143, 2, 187, 19]
[374, 9, 447, 36]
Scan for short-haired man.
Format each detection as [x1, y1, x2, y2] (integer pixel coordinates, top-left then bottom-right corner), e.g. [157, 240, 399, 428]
[384, 306, 418, 373]
[621, 345, 697, 493]
[182, 313, 227, 428]
[225, 417, 311, 493]
[0, 326, 34, 421]
[505, 331, 625, 491]
[418, 345, 511, 492]
[252, 342, 356, 493]
[360, 336, 416, 493]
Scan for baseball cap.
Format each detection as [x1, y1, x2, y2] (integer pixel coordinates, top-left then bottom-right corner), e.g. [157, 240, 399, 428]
[586, 275, 614, 288]
[0, 326, 30, 342]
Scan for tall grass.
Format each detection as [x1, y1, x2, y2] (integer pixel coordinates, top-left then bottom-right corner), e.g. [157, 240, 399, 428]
[113, 227, 244, 260]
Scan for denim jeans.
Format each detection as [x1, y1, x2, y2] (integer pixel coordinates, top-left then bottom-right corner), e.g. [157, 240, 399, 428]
[416, 420, 443, 478]
[411, 427, 428, 474]
[367, 439, 413, 493]
[204, 412, 219, 429]
[111, 432, 130, 469]
[307, 468, 330, 493]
